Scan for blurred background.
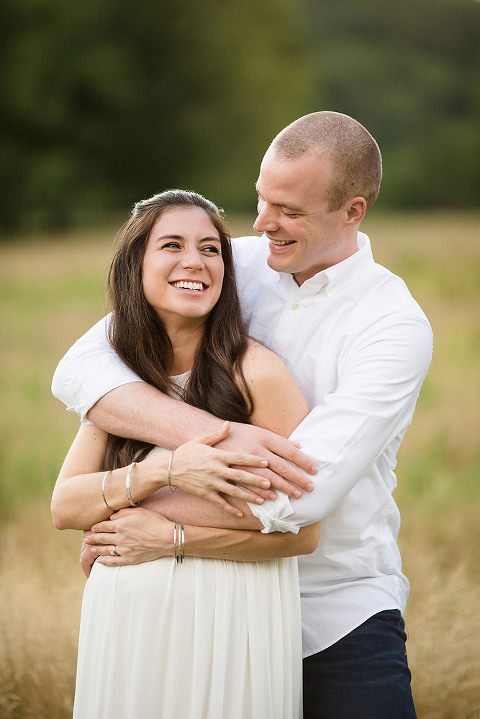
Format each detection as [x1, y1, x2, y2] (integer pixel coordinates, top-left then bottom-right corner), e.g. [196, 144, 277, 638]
[1, 0, 479, 232]
[1, 0, 479, 717]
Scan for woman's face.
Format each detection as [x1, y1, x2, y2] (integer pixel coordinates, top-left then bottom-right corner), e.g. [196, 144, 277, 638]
[142, 206, 225, 330]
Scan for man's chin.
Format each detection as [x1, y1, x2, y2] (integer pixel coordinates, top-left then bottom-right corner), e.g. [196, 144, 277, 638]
[267, 252, 294, 275]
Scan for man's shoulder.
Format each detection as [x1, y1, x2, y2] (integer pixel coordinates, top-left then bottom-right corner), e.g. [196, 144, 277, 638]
[232, 235, 269, 267]
[348, 262, 433, 351]
[232, 236, 278, 305]
[372, 262, 429, 318]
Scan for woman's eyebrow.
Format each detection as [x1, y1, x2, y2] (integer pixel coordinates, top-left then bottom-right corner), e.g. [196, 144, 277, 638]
[155, 234, 183, 242]
[154, 234, 221, 243]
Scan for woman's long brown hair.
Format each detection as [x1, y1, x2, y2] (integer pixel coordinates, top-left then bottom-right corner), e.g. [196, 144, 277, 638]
[102, 190, 253, 470]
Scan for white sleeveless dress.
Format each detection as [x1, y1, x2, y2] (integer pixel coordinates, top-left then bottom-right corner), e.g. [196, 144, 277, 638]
[73, 375, 303, 719]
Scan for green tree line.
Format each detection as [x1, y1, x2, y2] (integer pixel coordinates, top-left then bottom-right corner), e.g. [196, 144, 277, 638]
[0, 0, 478, 233]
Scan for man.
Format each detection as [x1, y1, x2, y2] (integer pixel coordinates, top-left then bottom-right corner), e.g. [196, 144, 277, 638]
[53, 111, 432, 717]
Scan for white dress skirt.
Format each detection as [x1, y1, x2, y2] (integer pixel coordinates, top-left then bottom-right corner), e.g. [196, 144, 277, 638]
[73, 538, 302, 719]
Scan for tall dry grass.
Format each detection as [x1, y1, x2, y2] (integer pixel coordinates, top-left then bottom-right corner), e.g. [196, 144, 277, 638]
[1, 212, 479, 717]
[0, 505, 82, 719]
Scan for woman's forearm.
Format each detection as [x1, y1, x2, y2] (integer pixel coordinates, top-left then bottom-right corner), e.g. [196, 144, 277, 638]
[51, 454, 172, 531]
[52, 424, 273, 531]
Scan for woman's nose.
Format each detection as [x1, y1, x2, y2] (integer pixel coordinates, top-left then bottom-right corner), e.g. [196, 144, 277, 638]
[180, 250, 205, 270]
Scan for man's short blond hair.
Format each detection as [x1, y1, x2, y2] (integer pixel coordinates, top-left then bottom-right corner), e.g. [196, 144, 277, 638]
[271, 111, 382, 211]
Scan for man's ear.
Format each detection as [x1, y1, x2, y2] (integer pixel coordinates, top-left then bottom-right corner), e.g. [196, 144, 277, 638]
[345, 197, 367, 226]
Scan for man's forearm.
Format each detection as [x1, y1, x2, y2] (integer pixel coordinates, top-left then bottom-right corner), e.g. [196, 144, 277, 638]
[86, 507, 321, 567]
[141, 487, 263, 530]
[88, 383, 222, 448]
[184, 523, 320, 561]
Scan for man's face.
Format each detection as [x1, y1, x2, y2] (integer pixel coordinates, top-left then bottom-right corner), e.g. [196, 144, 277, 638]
[253, 148, 355, 285]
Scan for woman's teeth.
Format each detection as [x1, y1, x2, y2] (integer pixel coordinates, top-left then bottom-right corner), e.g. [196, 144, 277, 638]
[172, 281, 205, 291]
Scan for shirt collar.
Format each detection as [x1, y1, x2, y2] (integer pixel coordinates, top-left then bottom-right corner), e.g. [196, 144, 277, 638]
[275, 232, 374, 295]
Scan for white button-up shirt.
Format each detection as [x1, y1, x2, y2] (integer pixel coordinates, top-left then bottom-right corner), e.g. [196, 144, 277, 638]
[52, 232, 433, 656]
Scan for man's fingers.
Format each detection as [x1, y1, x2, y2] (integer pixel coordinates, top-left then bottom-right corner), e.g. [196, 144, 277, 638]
[214, 478, 268, 505]
[80, 547, 95, 578]
[235, 484, 277, 501]
[221, 460, 270, 487]
[228, 457, 309, 498]
[268, 439, 318, 477]
[265, 451, 317, 492]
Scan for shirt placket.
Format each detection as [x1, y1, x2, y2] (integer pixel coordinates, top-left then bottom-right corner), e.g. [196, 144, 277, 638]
[270, 293, 305, 355]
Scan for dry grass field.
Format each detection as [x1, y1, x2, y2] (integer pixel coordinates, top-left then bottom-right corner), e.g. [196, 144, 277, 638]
[0, 212, 479, 718]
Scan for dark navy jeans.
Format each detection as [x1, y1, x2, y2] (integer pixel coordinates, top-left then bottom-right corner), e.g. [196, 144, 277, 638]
[303, 610, 417, 719]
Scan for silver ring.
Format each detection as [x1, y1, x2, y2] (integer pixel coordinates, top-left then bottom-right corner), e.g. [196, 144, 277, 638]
[110, 546, 119, 557]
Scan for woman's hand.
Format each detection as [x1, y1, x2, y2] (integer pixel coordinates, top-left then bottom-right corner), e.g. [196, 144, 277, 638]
[146, 421, 275, 517]
[85, 507, 174, 566]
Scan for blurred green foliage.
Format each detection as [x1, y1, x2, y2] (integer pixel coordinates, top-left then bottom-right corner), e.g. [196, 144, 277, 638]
[0, 0, 479, 233]
[308, 0, 480, 209]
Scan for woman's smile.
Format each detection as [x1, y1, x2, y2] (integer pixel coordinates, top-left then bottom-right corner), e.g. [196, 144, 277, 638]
[170, 280, 208, 291]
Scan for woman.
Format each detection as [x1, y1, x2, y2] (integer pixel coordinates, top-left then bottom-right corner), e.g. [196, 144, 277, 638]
[52, 190, 319, 719]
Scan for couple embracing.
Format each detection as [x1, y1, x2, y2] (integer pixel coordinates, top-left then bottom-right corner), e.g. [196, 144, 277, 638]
[52, 111, 432, 718]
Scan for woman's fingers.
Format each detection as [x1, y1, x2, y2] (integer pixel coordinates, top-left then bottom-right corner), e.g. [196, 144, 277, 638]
[96, 550, 137, 566]
[185, 420, 231, 448]
[85, 530, 117, 545]
[168, 428, 317, 514]
[220, 451, 269, 471]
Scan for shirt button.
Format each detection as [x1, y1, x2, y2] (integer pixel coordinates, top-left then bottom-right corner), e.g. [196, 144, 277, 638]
[291, 302, 299, 310]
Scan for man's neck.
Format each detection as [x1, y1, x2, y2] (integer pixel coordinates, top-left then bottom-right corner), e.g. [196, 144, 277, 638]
[293, 231, 360, 286]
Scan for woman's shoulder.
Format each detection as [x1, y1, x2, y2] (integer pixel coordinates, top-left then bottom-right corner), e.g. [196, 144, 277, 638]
[242, 339, 291, 381]
[241, 339, 303, 398]
[241, 340, 309, 434]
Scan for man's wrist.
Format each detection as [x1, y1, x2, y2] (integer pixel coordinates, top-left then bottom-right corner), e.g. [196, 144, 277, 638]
[184, 524, 258, 560]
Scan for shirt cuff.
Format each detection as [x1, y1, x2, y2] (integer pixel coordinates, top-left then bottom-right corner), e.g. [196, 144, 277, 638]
[247, 491, 299, 534]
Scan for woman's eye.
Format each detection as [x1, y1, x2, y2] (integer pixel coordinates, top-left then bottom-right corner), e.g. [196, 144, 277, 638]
[201, 245, 221, 255]
[161, 241, 181, 250]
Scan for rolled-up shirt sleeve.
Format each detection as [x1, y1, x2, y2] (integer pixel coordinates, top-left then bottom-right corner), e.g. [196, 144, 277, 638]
[248, 490, 300, 534]
[51, 315, 144, 421]
[247, 312, 433, 533]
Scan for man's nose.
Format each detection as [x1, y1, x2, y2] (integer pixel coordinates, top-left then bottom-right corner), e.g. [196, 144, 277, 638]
[253, 204, 278, 233]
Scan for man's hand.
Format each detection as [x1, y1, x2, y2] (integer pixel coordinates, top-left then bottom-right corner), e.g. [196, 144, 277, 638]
[84, 507, 174, 566]
[80, 530, 95, 577]
[217, 422, 317, 499]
